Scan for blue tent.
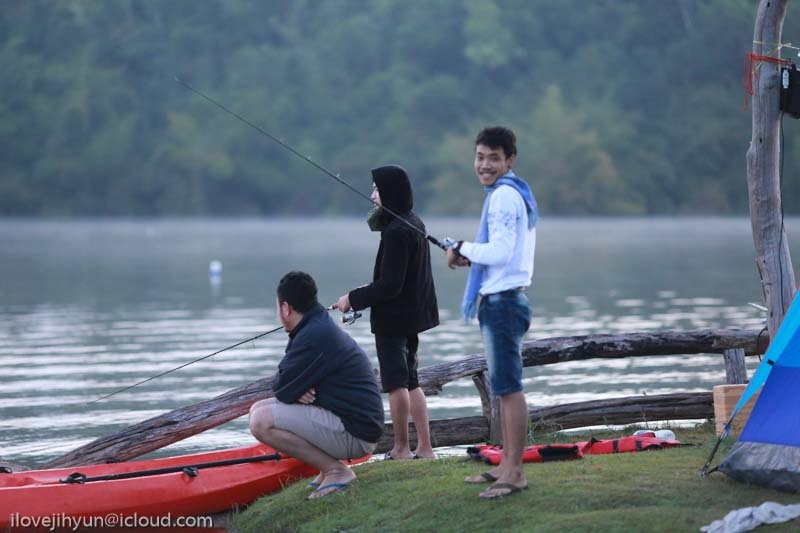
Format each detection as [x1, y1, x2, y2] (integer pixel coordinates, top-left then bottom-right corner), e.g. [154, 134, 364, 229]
[718, 294, 800, 492]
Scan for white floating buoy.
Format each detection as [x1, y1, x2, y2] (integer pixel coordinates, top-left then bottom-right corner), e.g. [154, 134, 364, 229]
[209, 260, 222, 285]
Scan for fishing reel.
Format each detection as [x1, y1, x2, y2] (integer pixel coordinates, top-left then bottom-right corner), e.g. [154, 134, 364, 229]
[442, 236, 470, 266]
[441, 237, 458, 250]
[342, 310, 362, 326]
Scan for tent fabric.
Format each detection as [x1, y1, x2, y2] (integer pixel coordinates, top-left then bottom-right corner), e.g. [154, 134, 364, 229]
[738, 366, 800, 447]
[719, 441, 800, 493]
[718, 293, 800, 492]
[729, 293, 800, 422]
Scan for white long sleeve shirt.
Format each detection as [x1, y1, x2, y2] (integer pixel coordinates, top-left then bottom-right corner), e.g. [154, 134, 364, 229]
[459, 185, 536, 296]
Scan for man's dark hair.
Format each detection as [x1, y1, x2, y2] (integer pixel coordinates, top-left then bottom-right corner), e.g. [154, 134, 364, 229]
[475, 126, 517, 159]
[276, 271, 318, 313]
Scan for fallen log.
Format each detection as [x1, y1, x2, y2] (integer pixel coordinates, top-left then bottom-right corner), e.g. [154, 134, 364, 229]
[43, 377, 277, 468]
[420, 328, 767, 394]
[44, 329, 762, 468]
[375, 392, 713, 453]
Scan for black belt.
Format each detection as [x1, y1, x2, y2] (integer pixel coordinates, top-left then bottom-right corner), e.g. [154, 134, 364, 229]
[480, 287, 526, 302]
[485, 287, 525, 295]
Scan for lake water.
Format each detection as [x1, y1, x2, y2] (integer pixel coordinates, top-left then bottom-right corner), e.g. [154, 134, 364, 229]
[0, 217, 783, 466]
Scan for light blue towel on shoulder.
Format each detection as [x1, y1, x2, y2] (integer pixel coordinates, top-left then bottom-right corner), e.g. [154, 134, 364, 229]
[461, 170, 537, 323]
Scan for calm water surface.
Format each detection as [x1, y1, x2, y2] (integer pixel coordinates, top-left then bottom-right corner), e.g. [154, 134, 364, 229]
[0, 217, 783, 465]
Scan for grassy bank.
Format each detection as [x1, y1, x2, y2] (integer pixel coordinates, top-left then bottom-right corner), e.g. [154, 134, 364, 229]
[234, 424, 800, 532]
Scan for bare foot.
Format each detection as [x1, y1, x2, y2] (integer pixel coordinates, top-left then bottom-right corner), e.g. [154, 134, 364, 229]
[412, 448, 436, 459]
[385, 450, 413, 460]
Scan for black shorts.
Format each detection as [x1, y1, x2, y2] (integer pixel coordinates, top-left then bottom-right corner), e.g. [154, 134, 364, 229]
[375, 334, 420, 393]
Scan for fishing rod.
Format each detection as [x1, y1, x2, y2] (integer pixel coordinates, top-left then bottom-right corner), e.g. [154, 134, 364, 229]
[87, 307, 361, 405]
[86, 325, 283, 405]
[175, 77, 455, 251]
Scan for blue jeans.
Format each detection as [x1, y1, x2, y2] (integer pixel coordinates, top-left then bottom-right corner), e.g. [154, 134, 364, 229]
[478, 290, 531, 396]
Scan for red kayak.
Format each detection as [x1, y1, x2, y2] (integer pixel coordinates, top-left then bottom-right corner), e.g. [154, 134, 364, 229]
[0, 443, 360, 530]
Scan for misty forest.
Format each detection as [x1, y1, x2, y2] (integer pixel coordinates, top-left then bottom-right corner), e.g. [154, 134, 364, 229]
[2, 0, 798, 217]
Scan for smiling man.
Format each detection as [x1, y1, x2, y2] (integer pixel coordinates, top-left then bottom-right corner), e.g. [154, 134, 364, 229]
[446, 126, 538, 500]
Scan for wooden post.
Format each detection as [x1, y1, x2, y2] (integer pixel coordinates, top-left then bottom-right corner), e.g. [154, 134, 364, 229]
[723, 348, 748, 384]
[472, 371, 502, 444]
[746, 0, 795, 339]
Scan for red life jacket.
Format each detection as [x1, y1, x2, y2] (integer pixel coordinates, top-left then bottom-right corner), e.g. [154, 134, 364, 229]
[467, 444, 583, 466]
[467, 433, 682, 465]
[577, 435, 682, 455]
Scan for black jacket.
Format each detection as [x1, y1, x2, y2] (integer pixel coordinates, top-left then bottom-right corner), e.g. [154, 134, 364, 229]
[274, 303, 384, 443]
[349, 165, 439, 337]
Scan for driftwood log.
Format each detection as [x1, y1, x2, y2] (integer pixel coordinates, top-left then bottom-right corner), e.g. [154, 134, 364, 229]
[375, 392, 713, 453]
[44, 328, 765, 468]
[419, 328, 766, 395]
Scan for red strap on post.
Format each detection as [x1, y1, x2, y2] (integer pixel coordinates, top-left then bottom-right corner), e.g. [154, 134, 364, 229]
[743, 51, 793, 111]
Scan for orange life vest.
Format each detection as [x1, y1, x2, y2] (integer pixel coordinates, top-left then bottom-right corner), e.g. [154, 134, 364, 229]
[467, 443, 583, 465]
[467, 433, 682, 465]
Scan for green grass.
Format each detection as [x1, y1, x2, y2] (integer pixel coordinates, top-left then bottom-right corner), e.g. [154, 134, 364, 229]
[234, 424, 800, 532]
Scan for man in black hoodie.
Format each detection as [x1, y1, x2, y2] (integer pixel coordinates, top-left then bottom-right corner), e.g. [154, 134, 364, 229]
[250, 271, 384, 499]
[336, 165, 439, 460]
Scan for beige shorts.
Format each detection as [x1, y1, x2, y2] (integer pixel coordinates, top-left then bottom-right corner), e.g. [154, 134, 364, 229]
[268, 398, 377, 460]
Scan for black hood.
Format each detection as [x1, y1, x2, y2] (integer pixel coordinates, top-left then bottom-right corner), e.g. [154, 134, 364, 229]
[371, 165, 413, 214]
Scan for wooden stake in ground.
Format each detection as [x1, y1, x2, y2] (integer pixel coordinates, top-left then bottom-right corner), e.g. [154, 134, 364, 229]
[746, 0, 795, 338]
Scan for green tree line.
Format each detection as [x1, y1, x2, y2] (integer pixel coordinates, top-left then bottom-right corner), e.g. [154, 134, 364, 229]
[0, 0, 795, 216]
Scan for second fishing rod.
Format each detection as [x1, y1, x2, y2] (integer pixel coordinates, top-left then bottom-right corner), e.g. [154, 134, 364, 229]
[175, 77, 456, 251]
[87, 306, 361, 405]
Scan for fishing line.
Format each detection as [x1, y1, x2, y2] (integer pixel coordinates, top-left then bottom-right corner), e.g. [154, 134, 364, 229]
[92, 79, 450, 404]
[174, 77, 453, 250]
[86, 325, 285, 405]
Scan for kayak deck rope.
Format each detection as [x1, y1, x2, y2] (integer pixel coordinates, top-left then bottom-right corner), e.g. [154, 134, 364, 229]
[59, 452, 282, 484]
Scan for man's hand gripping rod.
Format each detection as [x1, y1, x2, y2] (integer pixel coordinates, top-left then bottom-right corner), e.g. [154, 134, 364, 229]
[325, 305, 362, 325]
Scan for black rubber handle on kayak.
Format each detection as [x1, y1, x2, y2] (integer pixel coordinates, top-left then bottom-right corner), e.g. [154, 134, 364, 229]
[59, 452, 282, 484]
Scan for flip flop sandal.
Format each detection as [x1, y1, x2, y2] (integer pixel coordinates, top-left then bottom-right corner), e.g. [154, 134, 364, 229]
[306, 481, 355, 501]
[478, 482, 528, 500]
[464, 471, 498, 484]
